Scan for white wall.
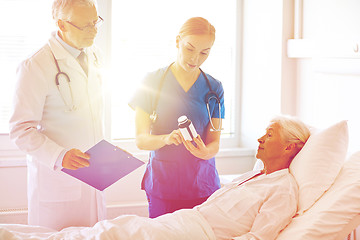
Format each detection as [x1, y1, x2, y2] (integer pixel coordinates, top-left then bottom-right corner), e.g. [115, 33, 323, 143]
[291, 0, 360, 155]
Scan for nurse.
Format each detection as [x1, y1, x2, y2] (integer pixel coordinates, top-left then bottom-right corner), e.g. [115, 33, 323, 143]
[9, 0, 106, 230]
[129, 17, 225, 218]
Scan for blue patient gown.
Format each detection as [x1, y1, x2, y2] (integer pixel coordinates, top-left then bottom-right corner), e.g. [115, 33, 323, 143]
[129, 66, 225, 201]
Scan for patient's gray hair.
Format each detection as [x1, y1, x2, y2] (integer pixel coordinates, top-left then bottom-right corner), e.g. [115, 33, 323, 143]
[52, 0, 97, 22]
[270, 115, 311, 155]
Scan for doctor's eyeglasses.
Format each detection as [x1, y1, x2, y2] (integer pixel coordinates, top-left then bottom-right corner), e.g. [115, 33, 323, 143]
[66, 16, 104, 32]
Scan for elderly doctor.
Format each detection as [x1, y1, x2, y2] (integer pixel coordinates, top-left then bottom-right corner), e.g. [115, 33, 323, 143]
[9, 0, 105, 230]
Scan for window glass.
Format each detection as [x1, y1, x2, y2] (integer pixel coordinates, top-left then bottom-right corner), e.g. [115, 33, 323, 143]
[0, 0, 55, 133]
[110, 0, 237, 140]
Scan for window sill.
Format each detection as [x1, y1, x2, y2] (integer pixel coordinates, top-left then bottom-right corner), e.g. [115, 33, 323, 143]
[0, 154, 26, 167]
[0, 147, 255, 168]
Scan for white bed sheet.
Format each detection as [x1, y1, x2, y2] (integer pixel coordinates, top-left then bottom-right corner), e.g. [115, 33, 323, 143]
[0, 209, 215, 240]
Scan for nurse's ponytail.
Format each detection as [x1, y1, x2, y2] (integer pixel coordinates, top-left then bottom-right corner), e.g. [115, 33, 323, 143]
[178, 17, 216, 41]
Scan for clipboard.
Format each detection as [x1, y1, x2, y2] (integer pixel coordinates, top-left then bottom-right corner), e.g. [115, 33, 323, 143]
[61, 140, 145, 191]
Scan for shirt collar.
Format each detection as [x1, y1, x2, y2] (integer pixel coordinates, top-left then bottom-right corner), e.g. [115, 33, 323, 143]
[55, 31, 82, 58]
[264, 168, 289, 177]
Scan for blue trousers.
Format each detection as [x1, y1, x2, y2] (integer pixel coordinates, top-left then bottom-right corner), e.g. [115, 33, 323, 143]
[146, 194, 209, 218]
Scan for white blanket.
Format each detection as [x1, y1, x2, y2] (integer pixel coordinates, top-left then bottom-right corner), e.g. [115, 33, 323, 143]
[0, 209, 216, 240]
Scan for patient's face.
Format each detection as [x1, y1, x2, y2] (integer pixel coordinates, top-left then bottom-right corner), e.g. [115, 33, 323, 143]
[256, 123, 289, 165]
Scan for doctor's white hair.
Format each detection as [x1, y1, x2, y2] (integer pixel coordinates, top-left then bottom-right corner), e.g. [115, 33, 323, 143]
[270, 115, 311, 155]
[52, 0, 97, 22]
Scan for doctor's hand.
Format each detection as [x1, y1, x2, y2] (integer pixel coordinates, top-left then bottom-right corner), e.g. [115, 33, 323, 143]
[163, 129, 183, 146]
[182, 135, 211, 160]
[62, 149, 90, 170]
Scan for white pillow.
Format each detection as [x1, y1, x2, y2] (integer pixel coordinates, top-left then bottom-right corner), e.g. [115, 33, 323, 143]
[289, 120, 349, 214]
[277, 151, 360, 240]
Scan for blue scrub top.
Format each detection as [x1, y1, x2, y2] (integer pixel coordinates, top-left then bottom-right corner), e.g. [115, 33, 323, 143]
[129, 65, 225, 200]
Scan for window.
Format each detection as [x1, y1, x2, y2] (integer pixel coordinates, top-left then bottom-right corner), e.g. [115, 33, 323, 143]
[0, 0, 240, 154]
[109, 0, 238, 144]
[0, 0, 55, 134]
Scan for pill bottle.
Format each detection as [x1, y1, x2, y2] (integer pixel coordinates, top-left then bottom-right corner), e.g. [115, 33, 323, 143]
[178, 115, 198, 141]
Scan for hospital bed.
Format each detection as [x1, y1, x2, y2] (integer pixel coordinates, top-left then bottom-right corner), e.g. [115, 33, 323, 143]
[220, 153, 360, 240]
[0, 120, 359, 240]
[220, 150, 360, 239]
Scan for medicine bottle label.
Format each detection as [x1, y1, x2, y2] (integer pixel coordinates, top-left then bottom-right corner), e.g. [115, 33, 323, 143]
[178, 115, 198, 141]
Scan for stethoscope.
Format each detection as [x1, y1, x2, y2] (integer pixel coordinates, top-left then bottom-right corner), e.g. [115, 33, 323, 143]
[202, 68, 223, 132]
[150, 63, 223, 132]
[50, 51, 99, 111]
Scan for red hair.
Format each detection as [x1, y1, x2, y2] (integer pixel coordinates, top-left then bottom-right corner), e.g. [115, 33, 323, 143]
[179, 17, 216, 40]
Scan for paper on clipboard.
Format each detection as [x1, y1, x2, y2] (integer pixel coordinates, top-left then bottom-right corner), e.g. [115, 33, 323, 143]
[62, 140, 144, 191]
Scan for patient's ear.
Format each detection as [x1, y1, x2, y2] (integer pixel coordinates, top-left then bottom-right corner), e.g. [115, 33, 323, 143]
[285, 143, 298, 156]
[286, 143, 301, 160]
[285, 143, 295, 150]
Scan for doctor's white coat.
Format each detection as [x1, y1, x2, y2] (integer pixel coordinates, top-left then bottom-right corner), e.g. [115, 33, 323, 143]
[9, 32, 106, 230]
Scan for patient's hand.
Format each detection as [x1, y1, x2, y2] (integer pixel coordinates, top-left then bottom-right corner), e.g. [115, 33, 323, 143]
[62, 149, 90, 170]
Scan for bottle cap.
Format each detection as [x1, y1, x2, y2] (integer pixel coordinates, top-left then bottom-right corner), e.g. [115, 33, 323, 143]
[178, 115, 188, 124]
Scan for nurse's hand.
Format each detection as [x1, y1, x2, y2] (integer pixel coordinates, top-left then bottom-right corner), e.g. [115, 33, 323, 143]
[62, 149, 90, 170]
[163, 129, 183, 146]
[182, 135, 210, 159]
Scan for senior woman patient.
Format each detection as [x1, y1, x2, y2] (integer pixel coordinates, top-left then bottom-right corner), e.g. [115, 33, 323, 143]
[1, 115, 311, 240]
